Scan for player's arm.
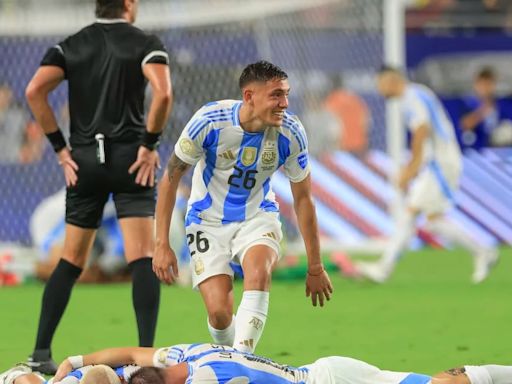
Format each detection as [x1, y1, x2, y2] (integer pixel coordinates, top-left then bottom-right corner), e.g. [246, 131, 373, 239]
[290, 176, 333, 307]
[153, 153, 190, 284]
[399, 123, 429, 191]
[26, 66, 78, 187]
[54, 347, 156, 382]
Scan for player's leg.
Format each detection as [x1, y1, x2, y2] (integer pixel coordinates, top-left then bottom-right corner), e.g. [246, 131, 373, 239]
[432, 365, 512, 384]
[231, 212, 281, 353]
[187, 221, 237, 345]
[356, 206, 418, 283]
[306, 356, 413, 384]
[30, 224, 98, 373]
[424, 212, 498, 284]
[199, 275, 236, 345]
[118, 217, 160, 347]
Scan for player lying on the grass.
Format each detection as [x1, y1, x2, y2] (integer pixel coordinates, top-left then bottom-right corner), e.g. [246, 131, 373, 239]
[34, 343, 512, 384]
[0, 363, 136, 384]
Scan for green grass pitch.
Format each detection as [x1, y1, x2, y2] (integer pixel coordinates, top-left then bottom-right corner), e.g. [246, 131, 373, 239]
[1, 247, 510, 375]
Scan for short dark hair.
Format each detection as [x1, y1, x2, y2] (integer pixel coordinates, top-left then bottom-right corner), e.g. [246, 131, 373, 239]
[378, 64, 403, 75]
[95, 0, 125, 18]
[476, 66, 496, 81]
[128, 367, 166, 384]
[239, 60, 288, 89]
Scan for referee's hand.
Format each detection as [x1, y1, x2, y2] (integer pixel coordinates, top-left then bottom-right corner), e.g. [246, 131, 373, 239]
[129, 146, 161, 187]
[57, 148, 79, 187]
[153, 243, 179, 285]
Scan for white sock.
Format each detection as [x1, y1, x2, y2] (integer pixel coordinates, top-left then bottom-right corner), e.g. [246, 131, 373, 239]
[425, 217, 483, 255]
[381, 210, 416, 270]
[207, 315, 236, 346]
[233, 290, 269, 353]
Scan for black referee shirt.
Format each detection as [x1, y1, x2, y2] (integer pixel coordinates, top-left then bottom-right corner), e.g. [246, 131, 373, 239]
[41, 19, 169, 146]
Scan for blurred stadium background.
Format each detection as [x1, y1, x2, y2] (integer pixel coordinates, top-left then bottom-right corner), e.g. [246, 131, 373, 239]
[0, 0, 511, 373]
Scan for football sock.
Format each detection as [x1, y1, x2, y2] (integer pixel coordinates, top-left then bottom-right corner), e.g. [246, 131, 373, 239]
[464, 365, 512, 384]
[425, 217, 483, 255]
[34, 259, 82, 351]
[233, 290, 269, 353]
[129, 257, 160, 347]
[208, 315, 236, 346]
[381, 210, 415, 270]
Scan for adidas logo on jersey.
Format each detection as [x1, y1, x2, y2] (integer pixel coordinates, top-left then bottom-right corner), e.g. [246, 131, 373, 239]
[262, 232, 278, 240]
[239, 339, 254, 348]
[218, 150, 235, 160]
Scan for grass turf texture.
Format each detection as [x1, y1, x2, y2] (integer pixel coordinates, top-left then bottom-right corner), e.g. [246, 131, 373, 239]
[1, 247, 510, 375]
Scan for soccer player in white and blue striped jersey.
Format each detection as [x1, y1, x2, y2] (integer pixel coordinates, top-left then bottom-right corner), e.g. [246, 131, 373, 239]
[47, 343, 512, 384]
[356, 66, 497, 284]
[153, 61, 333, 353]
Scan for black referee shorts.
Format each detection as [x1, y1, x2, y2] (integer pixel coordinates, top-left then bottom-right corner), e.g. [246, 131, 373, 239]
[66, 142, 156, 229]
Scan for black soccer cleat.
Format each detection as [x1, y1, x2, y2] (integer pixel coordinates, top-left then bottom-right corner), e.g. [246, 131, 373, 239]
[27, 350, 58, 376]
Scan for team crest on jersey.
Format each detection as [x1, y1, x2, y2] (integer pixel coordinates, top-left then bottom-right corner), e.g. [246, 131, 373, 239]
[157, 348, 169, 364]
[261, 150, 276, 166]
[179, 138, 194, 155]
[194, 258, 204, 275]
[241, 147, 257, 166]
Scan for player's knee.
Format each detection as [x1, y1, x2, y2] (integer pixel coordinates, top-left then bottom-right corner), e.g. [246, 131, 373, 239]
[243, 267, 272, 290]
[207, 308, 233, 329]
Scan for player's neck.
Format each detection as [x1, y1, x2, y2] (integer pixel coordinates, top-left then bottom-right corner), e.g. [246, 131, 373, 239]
[165, 363, 188, 384]
[238, 104, 268, 133]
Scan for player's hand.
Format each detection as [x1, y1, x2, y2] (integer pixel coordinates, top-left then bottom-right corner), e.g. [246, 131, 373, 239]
[54, 359, 73, 382]
[153, 243, 179, 285]
[57, 148, 79, 187]
[305, 265, 333, 307]
[128, 146, 161, 187]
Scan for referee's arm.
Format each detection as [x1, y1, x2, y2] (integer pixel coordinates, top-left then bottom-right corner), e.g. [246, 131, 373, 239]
[143, 63, 173, 134]
[26, 66, 78, 187]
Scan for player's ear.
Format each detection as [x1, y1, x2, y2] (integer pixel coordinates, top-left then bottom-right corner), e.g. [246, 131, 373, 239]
[242, 87, 255, 105]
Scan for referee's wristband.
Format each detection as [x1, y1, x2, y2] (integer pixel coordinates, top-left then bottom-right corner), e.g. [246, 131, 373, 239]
[46, 129, 67, 153]
[68, 355, 84, 369]
[142, 131, 161, 150]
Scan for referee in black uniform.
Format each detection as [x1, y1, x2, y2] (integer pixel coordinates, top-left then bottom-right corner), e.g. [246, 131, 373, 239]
[25, 0, 172, 374]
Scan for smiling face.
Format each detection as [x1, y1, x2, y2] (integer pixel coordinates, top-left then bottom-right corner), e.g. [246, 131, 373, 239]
[246, 78, 290, 127]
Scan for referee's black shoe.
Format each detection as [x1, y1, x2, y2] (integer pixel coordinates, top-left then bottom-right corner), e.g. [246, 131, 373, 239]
[27, 349, 58, 375]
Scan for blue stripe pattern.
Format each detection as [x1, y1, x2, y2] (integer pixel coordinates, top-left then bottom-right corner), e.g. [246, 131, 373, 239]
[232, 102, 242, 126]
[277, 133, 291, 167]
[428, 160, 454, 201]
[185, 129, 220, 226]
[282, 115, 307, 151]
[203, 361, 304, 384]
[400, 373, 432, 384]
[222, 132, 264, 223]
[412, 86, 450, 141]
[41, 220, 66, 254]
[259, 178, 278, 212]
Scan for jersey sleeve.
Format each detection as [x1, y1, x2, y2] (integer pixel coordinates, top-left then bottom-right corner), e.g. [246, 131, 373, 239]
[152, 344, 191, 367]
[283, 117, 311, 183]
[114, 365, 141, 381]
[404, 94, 430, 132]
[174, 113, 213, 165]
[40, 42, 66, 74]
[141, 34, 169, 67]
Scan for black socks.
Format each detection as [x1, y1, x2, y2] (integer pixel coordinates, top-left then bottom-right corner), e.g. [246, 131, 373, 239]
[129, 257, 161, 347]
[34, 259, 82, 351]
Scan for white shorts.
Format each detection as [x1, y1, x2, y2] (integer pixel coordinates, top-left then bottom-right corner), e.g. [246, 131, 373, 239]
[186, 211, 283, 288]
[407, 162, 460, 216]
[305, 356, 430, 384]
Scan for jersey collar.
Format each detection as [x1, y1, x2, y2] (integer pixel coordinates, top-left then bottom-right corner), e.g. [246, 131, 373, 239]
[96, 18, 128, 24]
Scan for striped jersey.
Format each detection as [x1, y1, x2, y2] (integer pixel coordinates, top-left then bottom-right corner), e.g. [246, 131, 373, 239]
[402, 83, 461, 170]
[153, 343, 309, 384]
[174, 100, 310, 226]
